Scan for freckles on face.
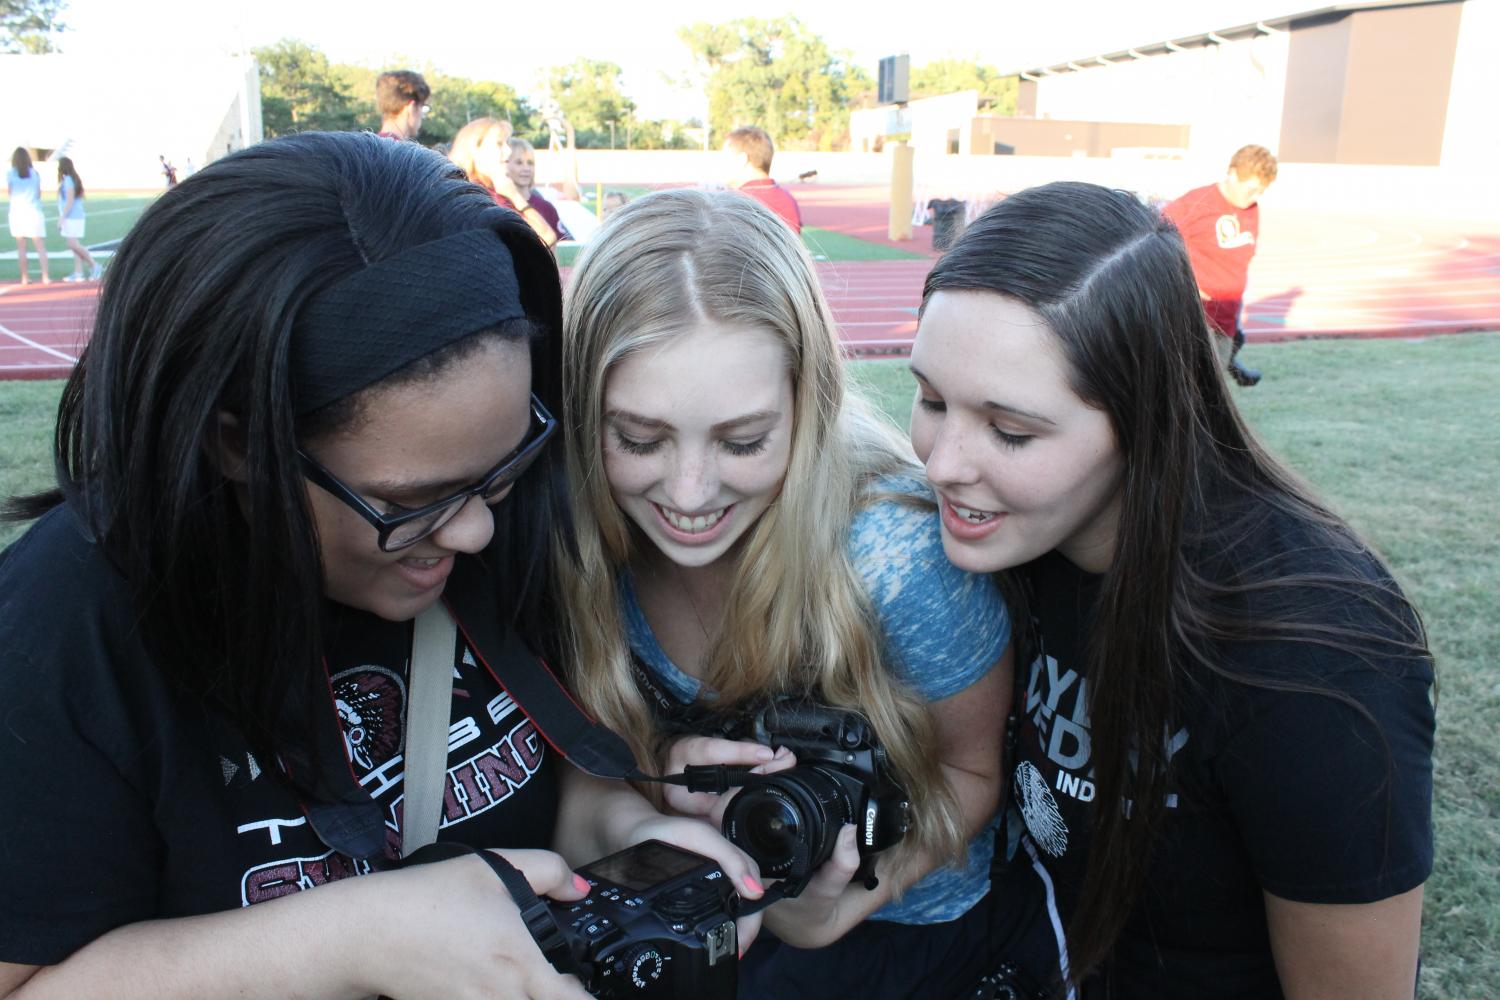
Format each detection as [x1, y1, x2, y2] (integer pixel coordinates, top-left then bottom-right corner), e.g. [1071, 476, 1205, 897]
[600, 322, 794, 571]
[908, 290, 1124, 575]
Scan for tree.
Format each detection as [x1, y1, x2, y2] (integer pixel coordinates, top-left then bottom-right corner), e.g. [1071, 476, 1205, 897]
[1, 0, 66, 53]
[677, 16, 866, 151]
[910, 58, 1018, 115]
[429, 76, 534, 148]
[544, 59, 636, 149]
[321, 61, 535, 147]
[254, 40, 360, 136]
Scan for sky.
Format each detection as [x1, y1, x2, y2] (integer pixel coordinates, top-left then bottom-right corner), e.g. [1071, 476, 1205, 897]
[61, 0, 1290, 120]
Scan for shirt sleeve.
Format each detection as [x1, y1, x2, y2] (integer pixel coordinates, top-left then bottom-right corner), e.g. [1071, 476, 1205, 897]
[0, 646, 165, 963]
[1213, 643, 1435, 905]
[848, 491, 1011, 701]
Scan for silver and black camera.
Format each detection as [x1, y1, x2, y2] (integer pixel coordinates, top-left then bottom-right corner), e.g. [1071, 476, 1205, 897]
[547, 839, 739, 998]
[721, 699, 911, 894]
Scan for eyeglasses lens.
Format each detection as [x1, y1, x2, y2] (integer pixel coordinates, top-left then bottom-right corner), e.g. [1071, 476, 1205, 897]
[383, 503, 458, 551]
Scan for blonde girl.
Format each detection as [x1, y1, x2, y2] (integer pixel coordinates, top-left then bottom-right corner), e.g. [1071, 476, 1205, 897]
[556, 188, 1015, 998]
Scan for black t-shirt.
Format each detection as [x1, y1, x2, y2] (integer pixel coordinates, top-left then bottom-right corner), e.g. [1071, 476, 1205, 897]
[0, 504, 560, 964]
[1011, 521, 1434, 998]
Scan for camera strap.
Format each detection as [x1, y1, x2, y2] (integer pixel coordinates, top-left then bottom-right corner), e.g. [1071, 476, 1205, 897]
[403, 840, 582, 978]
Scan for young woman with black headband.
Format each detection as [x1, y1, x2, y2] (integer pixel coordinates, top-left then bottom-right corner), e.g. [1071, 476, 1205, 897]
[0, 132, 761, 999]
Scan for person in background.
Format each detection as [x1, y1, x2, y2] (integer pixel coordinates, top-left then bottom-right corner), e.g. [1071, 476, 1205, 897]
[910, 181, 1433, 998]
[724, 126, 801, 234]
[376, 69, 431, 141]
[494, 138, 570, 248]
[8, 147, 49, 285]
[158, 155, 177, 188]
[601, 190, 629, 219]
[55, 157, 101, 282]
[1162, 144, 1278, 387]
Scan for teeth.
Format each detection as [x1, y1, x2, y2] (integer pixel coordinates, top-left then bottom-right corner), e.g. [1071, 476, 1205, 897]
[404, 557, 441, 568]
[656, 503, 727, 534]
[953, 504, 996, 523]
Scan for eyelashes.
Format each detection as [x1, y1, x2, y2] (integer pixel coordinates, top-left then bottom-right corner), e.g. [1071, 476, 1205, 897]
[990, 427, 1031, 449]
[610, 429, 770, 458]
[917, 397, 1031, 450]
[721, 437, 769, 457]
[611, 431, 662, 456]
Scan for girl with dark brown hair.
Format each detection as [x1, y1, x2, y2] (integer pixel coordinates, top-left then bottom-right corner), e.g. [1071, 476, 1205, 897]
[909, 181, 1434, 999]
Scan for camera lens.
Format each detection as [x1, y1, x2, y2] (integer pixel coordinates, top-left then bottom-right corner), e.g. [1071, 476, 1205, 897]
[723, 768, 853, 880]
[742, 796, 801, 866]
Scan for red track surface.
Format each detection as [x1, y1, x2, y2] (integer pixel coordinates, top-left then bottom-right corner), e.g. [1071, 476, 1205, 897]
[4, 193, 1497, 378]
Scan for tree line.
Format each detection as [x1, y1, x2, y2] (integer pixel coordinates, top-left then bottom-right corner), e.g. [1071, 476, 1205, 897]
[256, 19, 1018, 152]
[1, 4, 1018, 151]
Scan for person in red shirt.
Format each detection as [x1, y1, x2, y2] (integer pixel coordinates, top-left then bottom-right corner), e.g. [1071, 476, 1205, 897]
[1162, 144, 1277, 386]
[375, 70, 430, 141]
[724, 126, 802, 234]
[495, 138, 571, 248]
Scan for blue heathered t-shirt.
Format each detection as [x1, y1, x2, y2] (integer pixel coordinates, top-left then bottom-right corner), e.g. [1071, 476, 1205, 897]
[58, 176, 85, 220]
[620, 477, 1012, 924]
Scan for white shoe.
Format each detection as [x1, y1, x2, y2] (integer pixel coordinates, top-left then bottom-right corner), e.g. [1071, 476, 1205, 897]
[89, 264, 103, 281]
[64, 273, 84, 283]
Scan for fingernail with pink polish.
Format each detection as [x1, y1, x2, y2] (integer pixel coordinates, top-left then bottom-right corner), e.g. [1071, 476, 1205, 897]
[743, 875, 764, 895]
[574, 874, 590, 893]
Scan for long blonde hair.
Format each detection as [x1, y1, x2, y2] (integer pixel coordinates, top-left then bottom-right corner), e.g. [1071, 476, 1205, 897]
[448, 117, 512, 191]
[556, 188, 967, 874]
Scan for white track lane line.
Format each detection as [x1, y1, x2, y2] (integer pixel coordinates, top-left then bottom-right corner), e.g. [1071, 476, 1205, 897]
[0, 321, 78, 363]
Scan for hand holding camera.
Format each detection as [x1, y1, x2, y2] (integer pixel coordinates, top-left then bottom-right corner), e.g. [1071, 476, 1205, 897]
[663, 699, 912, 903]
[661, 736, 797, 824]
[545, 840, 742, 998]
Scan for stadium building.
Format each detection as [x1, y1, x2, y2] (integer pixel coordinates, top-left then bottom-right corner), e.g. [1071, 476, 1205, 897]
[856, 0, 1495, 167]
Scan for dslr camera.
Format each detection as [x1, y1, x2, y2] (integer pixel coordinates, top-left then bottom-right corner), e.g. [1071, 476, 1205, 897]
[546, 839, 738, 998]
[720, 698, 910, 894]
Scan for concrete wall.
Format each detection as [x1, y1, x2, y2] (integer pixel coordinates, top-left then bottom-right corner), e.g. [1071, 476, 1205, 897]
[1281, 3, 1464, 165]
[1279, 14, 1350, 163]
[1440, 0, 1500, 167]
[1028, 28, 1290, 159]
[850, 92, 980, 156]
[970, 117, 1190, 157]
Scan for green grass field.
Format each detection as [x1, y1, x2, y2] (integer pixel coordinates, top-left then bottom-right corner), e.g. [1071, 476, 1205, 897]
[4, 195, 916, 274]
[0, 196, 156, 282]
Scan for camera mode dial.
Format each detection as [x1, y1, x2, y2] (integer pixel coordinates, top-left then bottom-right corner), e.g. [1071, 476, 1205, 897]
[627, 945, 664, 988]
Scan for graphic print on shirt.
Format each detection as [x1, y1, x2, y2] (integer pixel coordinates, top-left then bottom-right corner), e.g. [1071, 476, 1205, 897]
[1215, 215, 1255, 250]
[1015, 650, 1189, 859]
[234, 644, 548, 904]
[335, 665, 406, 771]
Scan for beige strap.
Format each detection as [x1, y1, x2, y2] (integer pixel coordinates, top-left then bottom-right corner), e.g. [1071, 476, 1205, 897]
[401, 602, 457, 857]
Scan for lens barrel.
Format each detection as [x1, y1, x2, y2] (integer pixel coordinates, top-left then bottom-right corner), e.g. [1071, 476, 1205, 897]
[722, 767, 856, 879]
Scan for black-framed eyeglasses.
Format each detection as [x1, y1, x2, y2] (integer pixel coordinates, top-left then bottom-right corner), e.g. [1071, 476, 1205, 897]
[298, 395, 557, 552]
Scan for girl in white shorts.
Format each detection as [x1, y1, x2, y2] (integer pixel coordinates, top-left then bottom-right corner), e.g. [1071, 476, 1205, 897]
[56, 157, 100, 282]
[7, 147, 48, 284]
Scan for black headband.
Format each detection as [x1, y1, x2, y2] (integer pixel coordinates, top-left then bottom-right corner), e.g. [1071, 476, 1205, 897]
[290, 228, 525, 415]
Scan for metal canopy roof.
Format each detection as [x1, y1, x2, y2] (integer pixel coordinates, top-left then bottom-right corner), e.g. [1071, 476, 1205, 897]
[1012, 0, 1464, 79]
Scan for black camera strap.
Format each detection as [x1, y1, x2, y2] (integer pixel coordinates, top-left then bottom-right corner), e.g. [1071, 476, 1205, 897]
[403, 840, 582, 978]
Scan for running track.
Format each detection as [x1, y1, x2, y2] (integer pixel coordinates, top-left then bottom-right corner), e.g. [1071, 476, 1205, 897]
[4, 196, 1498, 378]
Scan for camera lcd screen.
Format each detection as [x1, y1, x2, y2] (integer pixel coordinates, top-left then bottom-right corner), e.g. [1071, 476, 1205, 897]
[589, 840, 703, 892]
